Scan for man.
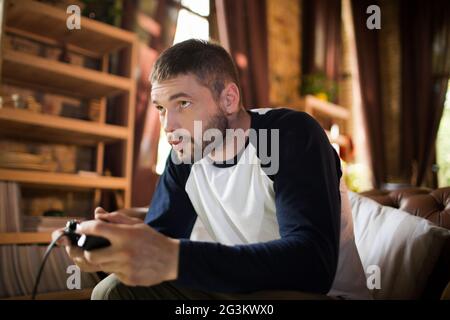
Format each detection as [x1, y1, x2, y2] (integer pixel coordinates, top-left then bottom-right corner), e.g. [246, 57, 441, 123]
[54, 39, 369, 300]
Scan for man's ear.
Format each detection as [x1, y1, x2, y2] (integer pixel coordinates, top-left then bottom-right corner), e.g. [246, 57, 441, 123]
[220, 82, 241, 115]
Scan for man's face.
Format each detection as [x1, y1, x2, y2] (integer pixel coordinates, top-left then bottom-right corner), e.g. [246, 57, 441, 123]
[151, 74, 228, 163]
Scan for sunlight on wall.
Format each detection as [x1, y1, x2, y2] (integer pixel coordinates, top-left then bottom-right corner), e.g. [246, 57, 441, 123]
[436, 81, 450, 187]
[173, 0, 210, 45]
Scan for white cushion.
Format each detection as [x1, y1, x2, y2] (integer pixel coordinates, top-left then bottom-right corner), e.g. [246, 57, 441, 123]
[328, 181, 372, 300]
[348, 192, 450, 299]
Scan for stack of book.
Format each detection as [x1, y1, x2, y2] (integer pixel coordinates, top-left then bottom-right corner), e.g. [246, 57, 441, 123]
[22, 216, 86, 232]
[0, 151, 57, 172]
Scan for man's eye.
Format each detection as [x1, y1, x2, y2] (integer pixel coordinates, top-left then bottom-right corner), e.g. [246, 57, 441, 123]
[155, 105, 164, 112]
[180, 101, 192, 109]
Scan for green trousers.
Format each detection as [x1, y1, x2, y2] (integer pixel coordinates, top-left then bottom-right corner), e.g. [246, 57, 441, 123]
[91, 274, 332, 300]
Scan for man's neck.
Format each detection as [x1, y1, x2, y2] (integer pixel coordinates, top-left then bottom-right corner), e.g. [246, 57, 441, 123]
[209, 108, 251, 163]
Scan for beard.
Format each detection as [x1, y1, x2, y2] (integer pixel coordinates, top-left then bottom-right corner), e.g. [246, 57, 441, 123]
[174, 110, 228, 164]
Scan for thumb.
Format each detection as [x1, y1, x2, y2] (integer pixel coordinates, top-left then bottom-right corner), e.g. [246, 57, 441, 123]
[95, 207, 108, 214]
[94, 207, 109, 220]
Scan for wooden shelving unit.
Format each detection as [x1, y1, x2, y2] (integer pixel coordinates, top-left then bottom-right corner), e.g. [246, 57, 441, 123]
[300, 95, 351, 121]
[0, 108, 128, 145]
[5, 0, 134, 55]
[2, 49, 132, 98]
[0, 169, 127, 189]
[0, 0, 138, 300]
[0, 232, 52, 245]
[289, 95, 352, 154]
[0, 0, 137, 205]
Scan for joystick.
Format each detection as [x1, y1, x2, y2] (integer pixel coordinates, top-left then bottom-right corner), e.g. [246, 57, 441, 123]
[64, 219, 111, 251]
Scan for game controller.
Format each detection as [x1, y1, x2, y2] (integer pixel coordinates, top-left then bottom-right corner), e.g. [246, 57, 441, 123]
[64, 219, 111, 251]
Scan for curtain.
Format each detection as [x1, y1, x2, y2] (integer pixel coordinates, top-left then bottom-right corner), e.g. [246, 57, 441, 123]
[351, 0, 386, 188]
[217, 0, 269, 108]
[399, 0, 450, 187]
[302, 0, 341, 99]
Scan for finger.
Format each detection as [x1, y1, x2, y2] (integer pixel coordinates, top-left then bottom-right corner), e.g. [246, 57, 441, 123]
[58, 236, 70, 247]
[72, 256, 101, 273]
[77, 220, 128, 242]
[83, 246, 123, 265]
[52, 229, 73, 247]
[66, 245, 85, 259]
[52, 228, 65, 243]
[95, 207, 108, 214]
[94, 207, 109, 220]
[66, 246, 102, 272]
[96, 211, 142, 225]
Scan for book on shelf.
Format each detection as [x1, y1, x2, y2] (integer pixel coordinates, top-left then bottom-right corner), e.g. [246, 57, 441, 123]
[0, 139, 93, 175]
[22, 216, 86, 233]
[0, 151, 57, 172]
[0, 181, 22, 232]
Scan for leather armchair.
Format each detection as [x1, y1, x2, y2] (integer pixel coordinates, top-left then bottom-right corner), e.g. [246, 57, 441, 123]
[361, 187, 450, 299]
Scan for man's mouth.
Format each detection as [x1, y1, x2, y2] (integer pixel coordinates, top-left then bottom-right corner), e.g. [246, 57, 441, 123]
[168, 137, 184, 151]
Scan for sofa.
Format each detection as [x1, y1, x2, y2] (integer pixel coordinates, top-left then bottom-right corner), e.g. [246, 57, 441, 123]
[355, 187, 450, 299]
[123, 187, 450, 300]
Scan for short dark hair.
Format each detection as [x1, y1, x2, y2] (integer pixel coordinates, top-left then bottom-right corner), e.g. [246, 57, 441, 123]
[150, 39, 241, 103]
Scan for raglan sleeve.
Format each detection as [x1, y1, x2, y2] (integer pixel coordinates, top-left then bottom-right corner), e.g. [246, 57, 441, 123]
[145, 153, 198, 239]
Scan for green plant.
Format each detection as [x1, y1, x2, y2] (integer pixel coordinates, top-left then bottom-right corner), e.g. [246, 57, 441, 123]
[300, 72, 338, 102]
[81, 0, 123, 26]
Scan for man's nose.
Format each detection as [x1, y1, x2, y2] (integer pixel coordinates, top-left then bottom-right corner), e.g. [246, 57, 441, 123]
[162, 109, 179, 133]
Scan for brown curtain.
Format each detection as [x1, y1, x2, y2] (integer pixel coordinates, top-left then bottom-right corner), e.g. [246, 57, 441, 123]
[351, 0, 386, 188]
[302, 0, 341, 98]
[219, 0, 269, 108]
[399, 0, 450, 187]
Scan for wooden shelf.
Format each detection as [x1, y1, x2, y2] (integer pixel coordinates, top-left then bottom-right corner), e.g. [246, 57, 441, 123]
[0, 108, 129, 146]
[5, 0, 135, 55]
[2, 288, 93, 300]
[2, 50, 131, 98]
[301, 95, 350, 120]
[325, 130, 350, 148]
[0, 169, 127, 190]
[0, 232, 52, 244]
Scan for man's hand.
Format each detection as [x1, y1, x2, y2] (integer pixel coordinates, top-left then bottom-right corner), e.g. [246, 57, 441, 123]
[78, 216, 180, 287]
[51, 207, 180, 286]
[52, 207, 117, 272]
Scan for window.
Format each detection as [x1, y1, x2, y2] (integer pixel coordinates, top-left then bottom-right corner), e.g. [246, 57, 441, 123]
[173, 0, 210, 44]
[436, 80, 450, 187]
[155, 0, 211, 175]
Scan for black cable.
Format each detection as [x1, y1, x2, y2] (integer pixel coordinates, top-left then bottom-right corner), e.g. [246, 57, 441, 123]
[31, 233, 65, 300]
